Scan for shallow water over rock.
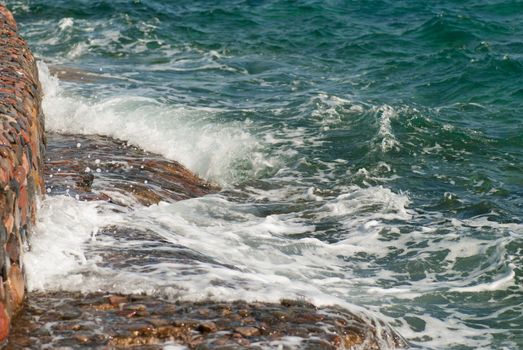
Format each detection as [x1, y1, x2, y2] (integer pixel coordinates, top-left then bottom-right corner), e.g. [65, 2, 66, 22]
[9, 132, 405, 349]
[8, 292, 405, 349]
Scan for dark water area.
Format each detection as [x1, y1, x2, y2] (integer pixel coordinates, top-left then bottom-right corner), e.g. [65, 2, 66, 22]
[5, 0, 523, 348]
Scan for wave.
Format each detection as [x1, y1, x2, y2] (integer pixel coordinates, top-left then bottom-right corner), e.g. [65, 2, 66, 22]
[38, 61, 275, 185]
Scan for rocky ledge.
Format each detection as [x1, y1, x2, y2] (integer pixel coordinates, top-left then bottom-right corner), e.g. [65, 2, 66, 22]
[44, 132, 217, 205]
[8, 292, 405, 349]
[7, 132, 405, 349]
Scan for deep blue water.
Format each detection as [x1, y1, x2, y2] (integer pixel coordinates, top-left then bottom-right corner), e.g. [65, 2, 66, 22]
[7, 1, 523, 348]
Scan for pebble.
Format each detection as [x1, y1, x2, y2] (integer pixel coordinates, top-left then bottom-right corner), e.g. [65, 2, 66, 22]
[198, 321, 217, 333]
[234, 326, 260, 337]
[8, 291, 407, 349]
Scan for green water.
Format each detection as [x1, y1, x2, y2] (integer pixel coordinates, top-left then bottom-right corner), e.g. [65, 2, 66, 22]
[7, 0, 523, 348]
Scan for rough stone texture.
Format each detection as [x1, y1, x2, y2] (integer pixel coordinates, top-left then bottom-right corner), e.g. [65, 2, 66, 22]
[0, 4, 45, 343]
[7, 292, 406, 349]
[44, 133, 217, 205]
[4, 130, 406, 348]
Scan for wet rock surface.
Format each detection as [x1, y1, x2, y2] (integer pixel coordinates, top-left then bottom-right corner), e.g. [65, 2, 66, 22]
[6, 131, 407, 349]
[46, 64, 116, 84]
[8, 292, 406, 349]
[45, 132, 217, 205]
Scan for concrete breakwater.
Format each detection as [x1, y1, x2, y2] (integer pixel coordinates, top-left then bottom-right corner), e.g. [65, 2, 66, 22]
[0, 4, 45, 342]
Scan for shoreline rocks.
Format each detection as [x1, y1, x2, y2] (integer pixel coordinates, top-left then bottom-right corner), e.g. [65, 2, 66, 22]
[8, 291, 406, 349]
[44, 133, 217, 205]
[0, 5, 407, 348]
[0, 4, 45, 343]
[11, 131, 406, 349]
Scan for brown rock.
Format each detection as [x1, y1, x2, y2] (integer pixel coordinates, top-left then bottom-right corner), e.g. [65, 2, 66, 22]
[7, 291, 407, 349]
[116, 309, 137, 318]
[44, 133, 218, 206]
[7, 264, 24, 309]
[0, 304, 9, 342]
[189, 336, 204, 348]
[5, 233, 19, 263]
[144, 318, 169, 328]
[93, 303, 116, 311]
[4, 215, 13, 234]
[238, 309, 250, 317]
[108, 295, 128, 306]
[198, 321, 217, 333]
[73, 334, 90, 343]
[242, 316, 256, 324]
[235, 337, 251, 346]
[234, 326, 260, 337]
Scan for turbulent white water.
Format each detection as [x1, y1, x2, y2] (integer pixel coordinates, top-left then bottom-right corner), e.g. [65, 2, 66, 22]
[22, 63, 522, 349]
[38, 62, 275, 185]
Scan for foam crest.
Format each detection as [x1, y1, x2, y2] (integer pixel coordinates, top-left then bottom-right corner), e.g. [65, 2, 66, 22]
[310, 93, 364, 128]
[38, 62, 273, 184]
[58, 17, 74, 31]
[309, 94, 401, 153]
[375, 105, 400, 152]
[450, 267, 516, 292]
[323, 186, 411, 221]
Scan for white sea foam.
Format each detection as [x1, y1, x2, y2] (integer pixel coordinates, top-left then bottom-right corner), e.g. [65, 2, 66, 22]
[29, 60, 521, 350]
[26, 194, 356, 310]
[162, 344, 189, 350]
[450, 267, 516, 293]
[25, 196, 112, 291]
[375, 105, 400, 152]
[24, 180, 519, 350]
[309, 94, 402, 153]
[58, 17, 74, 31]
[38, 61, 273, 184]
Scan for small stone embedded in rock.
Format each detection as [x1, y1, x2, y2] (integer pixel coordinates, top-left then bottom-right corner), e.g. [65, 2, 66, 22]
[234, 326, 261, 337]
[116, 309, 137, 318]
[108, 295, 128, 306]
[198, 321, 217, 333]
[73, 334, 90, 343]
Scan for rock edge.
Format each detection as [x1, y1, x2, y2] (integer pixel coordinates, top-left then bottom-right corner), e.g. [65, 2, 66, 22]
[0, 4, 45, 343]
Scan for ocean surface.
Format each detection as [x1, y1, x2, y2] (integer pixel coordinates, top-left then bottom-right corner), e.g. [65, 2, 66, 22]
[6, 0, 523, 348]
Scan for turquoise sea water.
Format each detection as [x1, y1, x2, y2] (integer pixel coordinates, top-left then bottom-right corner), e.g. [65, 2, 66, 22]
[7, 0, 523, 348]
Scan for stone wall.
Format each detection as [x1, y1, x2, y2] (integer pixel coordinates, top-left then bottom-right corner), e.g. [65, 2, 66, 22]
[0, 4, 45, 341]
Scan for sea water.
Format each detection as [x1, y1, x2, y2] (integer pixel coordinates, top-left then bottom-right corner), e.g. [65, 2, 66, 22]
[6, 1, 523, 348]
